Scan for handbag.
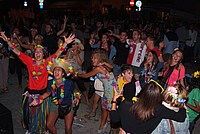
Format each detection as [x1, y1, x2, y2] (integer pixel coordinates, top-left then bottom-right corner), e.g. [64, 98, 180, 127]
[58, 104, 72, 119]
[169, 119, 175, 134]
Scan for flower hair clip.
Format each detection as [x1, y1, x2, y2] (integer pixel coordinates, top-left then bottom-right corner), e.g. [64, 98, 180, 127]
[193, 70, 200, 78]
[167, 86, 177, 94]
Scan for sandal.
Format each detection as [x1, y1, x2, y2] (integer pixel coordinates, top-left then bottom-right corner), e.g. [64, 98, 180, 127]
[97, 122, 109, 134]
[97, 129, 104, 134]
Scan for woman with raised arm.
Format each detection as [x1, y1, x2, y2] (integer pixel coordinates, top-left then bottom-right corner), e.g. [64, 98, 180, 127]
[0, 32, 74, 133]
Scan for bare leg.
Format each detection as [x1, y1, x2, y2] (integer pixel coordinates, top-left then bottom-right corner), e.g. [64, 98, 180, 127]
[92, 93, 101, 113]
[99, 108, 108, 130]
[82, 91, 90, 106]
[47, 112, 58, 134]
[64, 112, 74, 134]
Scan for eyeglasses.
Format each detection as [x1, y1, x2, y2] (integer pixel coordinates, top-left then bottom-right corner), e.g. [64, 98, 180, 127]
[148, 79, 164, 93]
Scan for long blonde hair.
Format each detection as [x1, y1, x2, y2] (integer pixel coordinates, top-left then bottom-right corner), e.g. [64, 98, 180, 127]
[92, 49, 110, 64]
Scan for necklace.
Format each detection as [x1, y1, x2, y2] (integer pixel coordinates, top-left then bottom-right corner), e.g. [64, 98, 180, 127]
[51, 78, 65, 105]
[32, 58, 44, 80]
[143, 62, 155, 83]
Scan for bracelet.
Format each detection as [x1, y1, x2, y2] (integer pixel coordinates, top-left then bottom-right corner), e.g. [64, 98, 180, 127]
[111, 100, 117, 104]
[8, 43, 17, 51]
[74, 72, 78, 79]
[59, 46, 66, 51]
[74, 92, 81, 99]
[34, 95, 43, 105]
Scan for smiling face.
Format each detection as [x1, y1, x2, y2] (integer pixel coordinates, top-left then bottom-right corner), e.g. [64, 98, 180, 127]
[92, 53, 100, 67]
[101, 34, 108, 44]
[146, 51, 154, 64]
[122, 69, 133, 83]
[172, 51, 183, 63]
[132, 31, 140, 42]
[35, 36, 43, 45]
[34, 48, 44, 61]
[53, 67, 64, 80]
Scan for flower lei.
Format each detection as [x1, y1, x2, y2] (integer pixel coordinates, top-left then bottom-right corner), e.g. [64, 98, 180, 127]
[32, 58, 44, 80]
[143, 62, 155, 83]
[51, 78, 66, 105]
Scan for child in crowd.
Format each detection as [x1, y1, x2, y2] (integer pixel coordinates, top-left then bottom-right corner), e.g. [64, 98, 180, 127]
[152, 84, 189, 134]
[186, 70, 200, 133]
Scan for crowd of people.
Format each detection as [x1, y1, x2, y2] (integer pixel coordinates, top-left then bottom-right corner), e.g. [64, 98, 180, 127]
[0, 9, 200, 134]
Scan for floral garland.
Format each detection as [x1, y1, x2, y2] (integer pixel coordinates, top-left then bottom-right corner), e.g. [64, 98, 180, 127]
[32, 58, 44, 80]
[51, 78, 66, 105]
[142, 62, 155, 83]
[46, 58, 76, 77]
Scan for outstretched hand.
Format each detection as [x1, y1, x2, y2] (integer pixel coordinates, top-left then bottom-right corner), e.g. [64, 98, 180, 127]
[63, 34, 75, 48]
[0, 32, 9, 42]
[113, 88, 122, 102]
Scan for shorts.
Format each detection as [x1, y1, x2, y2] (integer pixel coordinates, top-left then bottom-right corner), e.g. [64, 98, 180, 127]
[94, 79, 104, 98]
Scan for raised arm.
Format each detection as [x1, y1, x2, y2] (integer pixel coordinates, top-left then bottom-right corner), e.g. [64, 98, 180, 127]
[108, 30, 120, 39]
[54, 33, 75, 58]
[78, 67, 102, 78]
[15, 34, 34, 50]
[57, 15, 67, 37]
[0, 32, 20, 55]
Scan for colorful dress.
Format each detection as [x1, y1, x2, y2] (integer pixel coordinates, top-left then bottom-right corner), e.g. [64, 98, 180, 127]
[96, 66, 118, 111]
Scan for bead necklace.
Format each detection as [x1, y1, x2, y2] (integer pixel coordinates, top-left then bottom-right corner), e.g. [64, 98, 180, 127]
[51, 78, 66, 105]
[143, 62, 155, 83]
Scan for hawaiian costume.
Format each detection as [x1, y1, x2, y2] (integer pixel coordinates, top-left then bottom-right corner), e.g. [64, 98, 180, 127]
[19, 52, 57, 133]
[47, 78, 76, 118]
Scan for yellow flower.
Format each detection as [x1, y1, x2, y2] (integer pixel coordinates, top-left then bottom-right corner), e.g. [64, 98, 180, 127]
[194, 71, 200, 78]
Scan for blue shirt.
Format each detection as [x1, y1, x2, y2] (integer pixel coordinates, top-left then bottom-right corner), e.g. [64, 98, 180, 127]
[47, 79, 76, 106]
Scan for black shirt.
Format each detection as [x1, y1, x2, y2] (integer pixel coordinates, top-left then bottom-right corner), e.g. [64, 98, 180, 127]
[43, 32, 58, 55]
[113, 40, 130, 65]
[110, 103, 186, 134]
